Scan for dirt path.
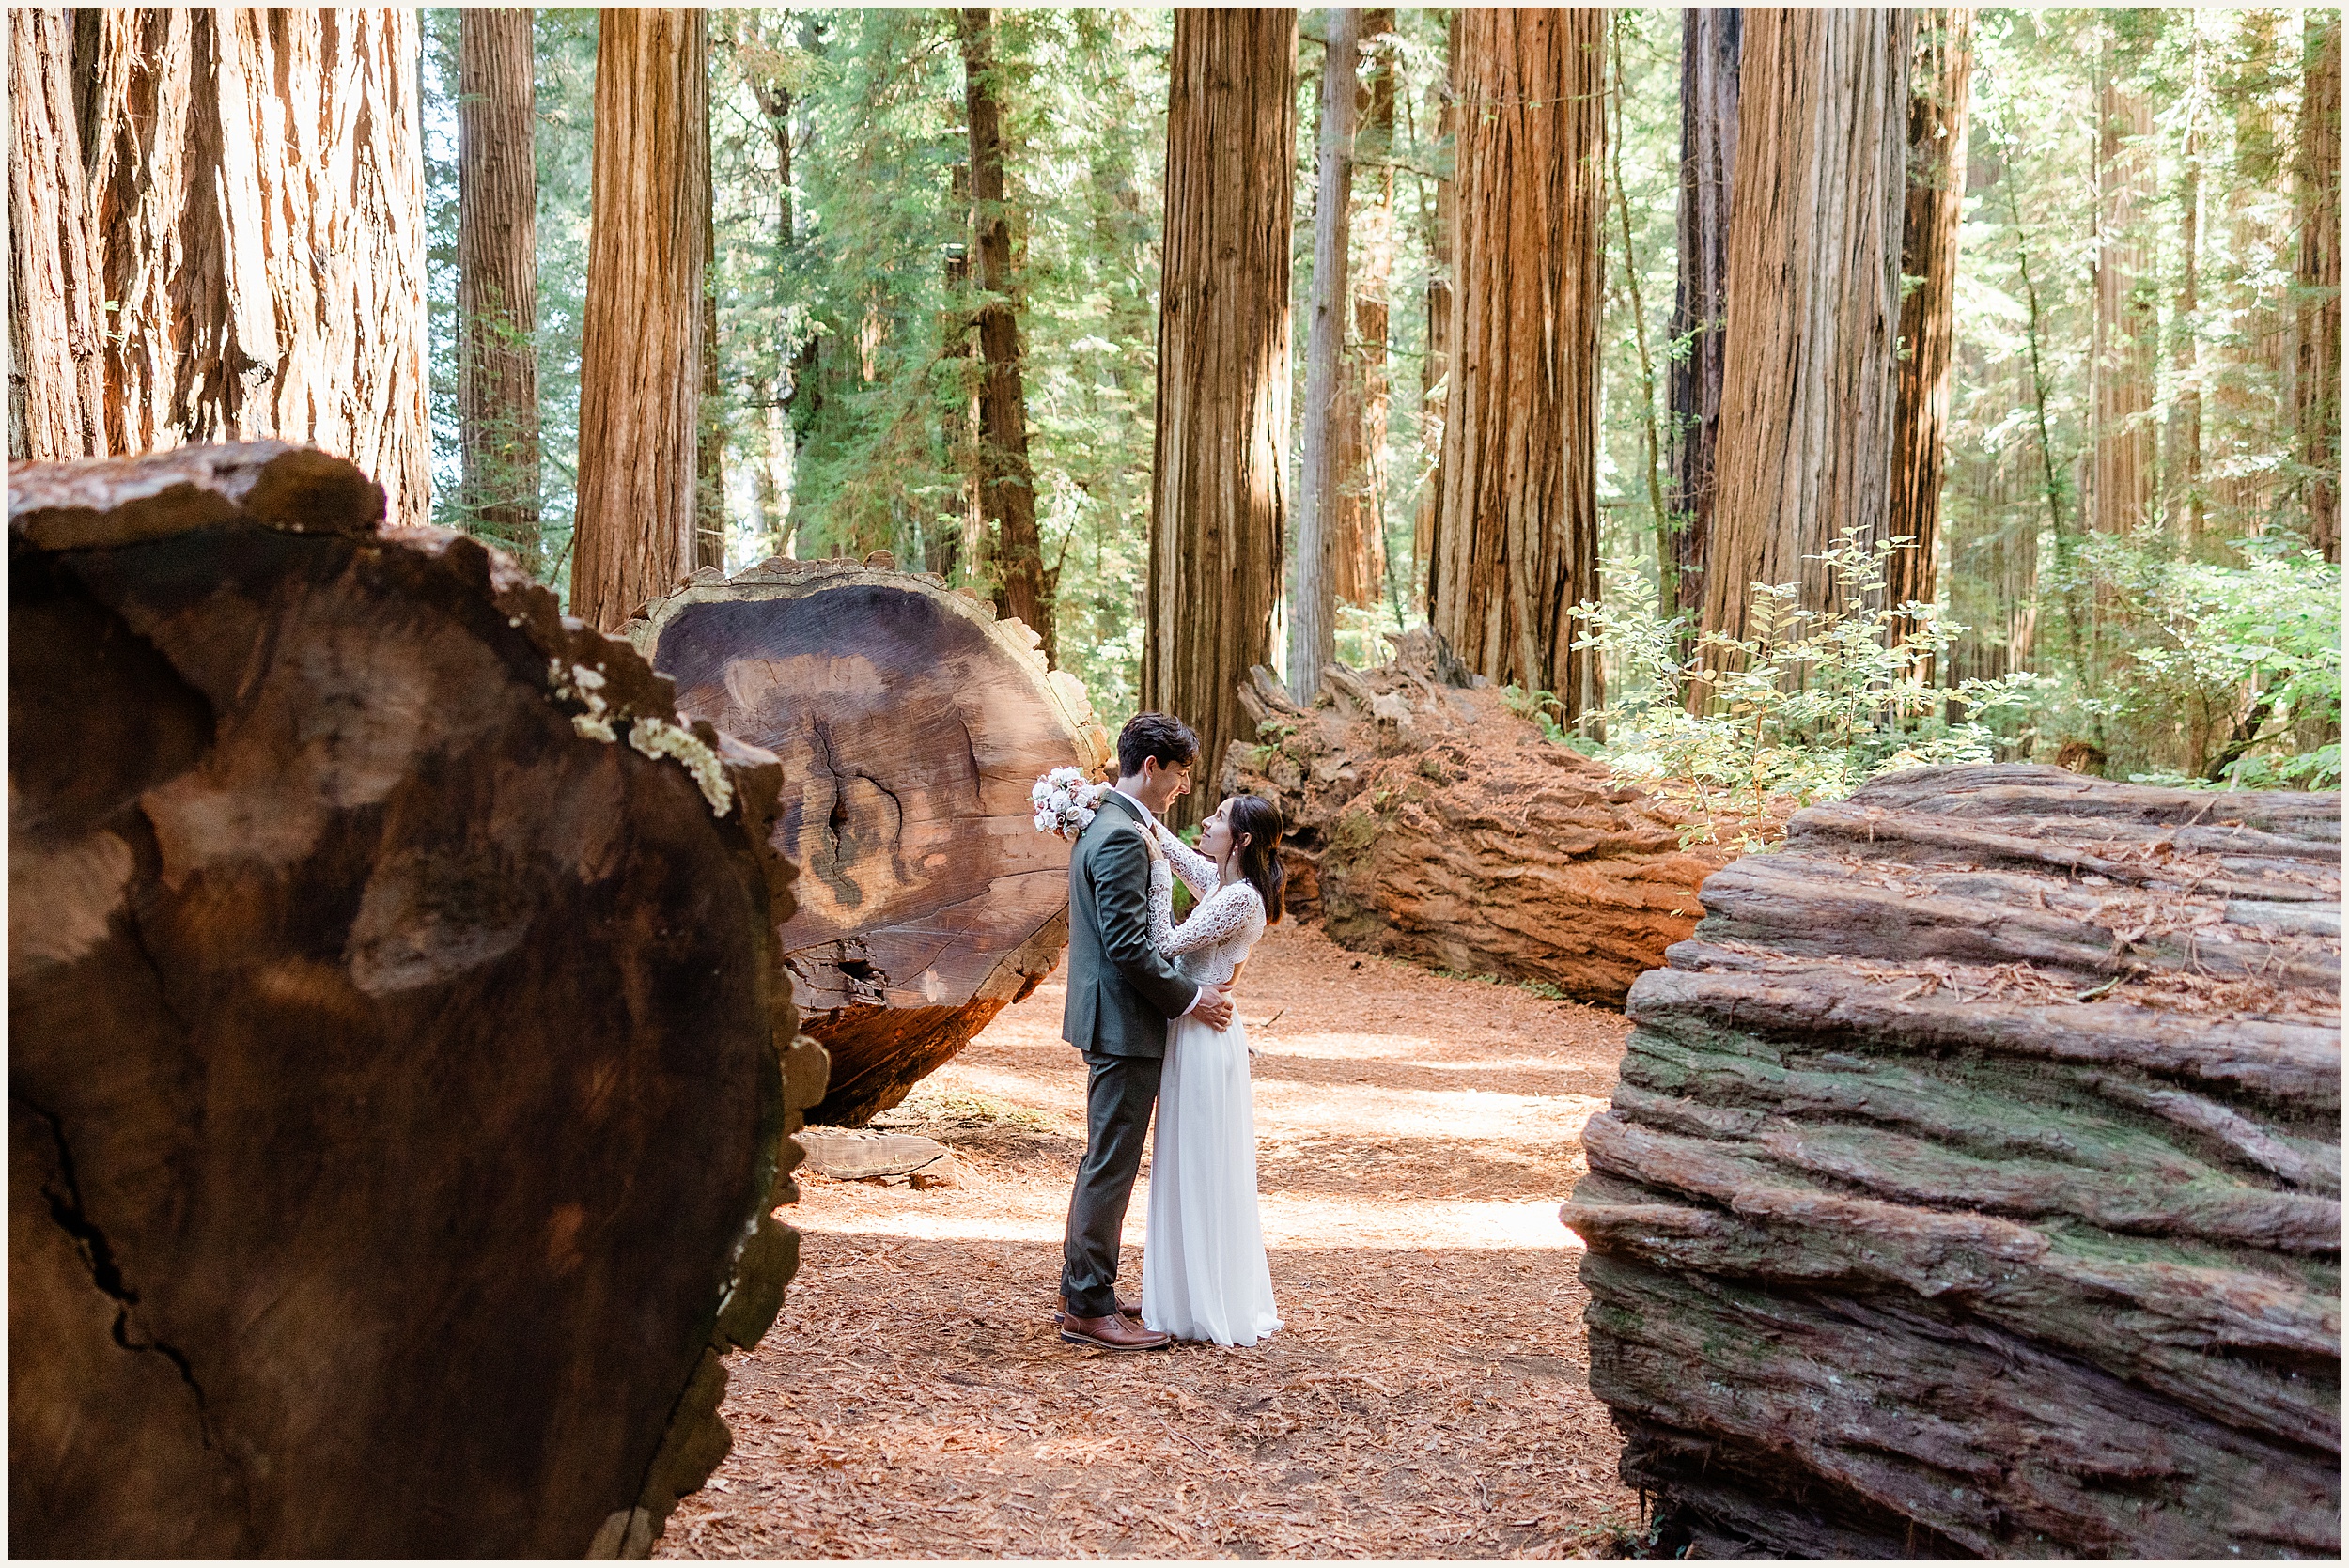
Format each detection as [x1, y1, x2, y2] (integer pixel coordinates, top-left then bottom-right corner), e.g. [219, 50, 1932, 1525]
[661, 923, 1640, 1559]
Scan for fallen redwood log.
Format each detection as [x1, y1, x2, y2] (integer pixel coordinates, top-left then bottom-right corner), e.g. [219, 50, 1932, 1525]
[630, 555, 1108, 1124]
[1563, 763, 2342, 1559]
[8, 445, 827, 1559]
[1219, 629, 1775, 1005]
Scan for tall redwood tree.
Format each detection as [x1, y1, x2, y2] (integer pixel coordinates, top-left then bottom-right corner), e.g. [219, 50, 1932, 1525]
[1429, 8, 1606, 719]
[1143, 6, 1298, 823]
[572, 8, 708, 630]
[458, 8, 542, 572]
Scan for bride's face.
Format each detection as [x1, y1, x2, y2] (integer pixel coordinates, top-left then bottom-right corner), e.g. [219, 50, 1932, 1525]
[1197, 802, 1237, 863]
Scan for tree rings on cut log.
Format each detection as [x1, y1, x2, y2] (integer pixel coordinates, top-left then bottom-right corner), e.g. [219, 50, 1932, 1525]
[1563, 763, 2342, 1559]
[1220, 629, 1780, 1005]
[629, 557, 1110, 1125]
[8, 444, 826, 1559]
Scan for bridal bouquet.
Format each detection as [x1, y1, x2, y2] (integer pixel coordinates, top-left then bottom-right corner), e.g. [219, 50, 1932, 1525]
[1031, 767, 1106, 842]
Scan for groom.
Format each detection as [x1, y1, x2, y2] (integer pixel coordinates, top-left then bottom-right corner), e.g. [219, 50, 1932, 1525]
[1057, 712, 1236, 1351]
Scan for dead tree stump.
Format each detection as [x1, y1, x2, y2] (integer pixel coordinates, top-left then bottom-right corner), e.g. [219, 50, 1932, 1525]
[8, 444, 827, 1559]
[630, 554, 1109, 1125]
[1220, 629, 1774, 1005]
[1563, 763, 2342, 1558]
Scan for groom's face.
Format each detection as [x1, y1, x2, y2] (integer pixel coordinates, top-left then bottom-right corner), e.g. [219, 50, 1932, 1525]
[1138, 755, 1193, 814]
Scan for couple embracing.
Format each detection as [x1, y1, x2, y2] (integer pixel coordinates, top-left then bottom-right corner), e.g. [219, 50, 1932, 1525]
[1055, 713, 1285, 1353]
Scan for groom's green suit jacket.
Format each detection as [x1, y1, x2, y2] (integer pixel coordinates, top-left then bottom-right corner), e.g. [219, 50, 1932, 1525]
[1061, 788, 1198, 1057]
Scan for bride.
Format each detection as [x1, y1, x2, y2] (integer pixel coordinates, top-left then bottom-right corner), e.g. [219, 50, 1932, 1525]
[1140, 794, 1286, 1347]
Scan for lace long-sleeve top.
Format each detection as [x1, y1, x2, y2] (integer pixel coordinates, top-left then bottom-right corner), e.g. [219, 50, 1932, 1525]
[1145, 821, 1265, 989]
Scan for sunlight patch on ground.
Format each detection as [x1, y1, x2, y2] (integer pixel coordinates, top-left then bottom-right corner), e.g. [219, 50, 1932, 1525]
[797, 1192, 1585, 1251]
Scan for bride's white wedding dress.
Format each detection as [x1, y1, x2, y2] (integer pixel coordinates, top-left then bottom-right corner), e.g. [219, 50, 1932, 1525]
[1140, 825, 1283, 1347]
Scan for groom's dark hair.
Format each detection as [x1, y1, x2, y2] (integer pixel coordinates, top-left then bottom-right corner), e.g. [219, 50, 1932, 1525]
[1117, 712, 1199, 778]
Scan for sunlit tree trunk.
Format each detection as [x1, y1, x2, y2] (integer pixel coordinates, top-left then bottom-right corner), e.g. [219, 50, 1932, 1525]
[458, 8, 541, 572]
[2297, 10, 2341, 562]
[2170, 22, 2206, 550]
[1668, 5, 1740, 628]
[78, 8, 429, 522]
[696, 172, 725, 573]
[1886, 8, 1973, 647]
[7, 8, 107, 459]
[1290, 7, 1360, 699]
[2089, 40, 2156, 537]
[960, 7, 1054, 657]
[1429, 8, 1604, 719]
[1144, 6, 1297, 823]
[1336, 7, 1397, 613]
[1413, 11, 1459, 621]
[572, 8, 708, 629]
[1704, 7, 1911, 646]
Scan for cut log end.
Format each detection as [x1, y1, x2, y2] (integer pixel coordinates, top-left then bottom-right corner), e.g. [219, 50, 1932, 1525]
[8, 445, 818, 1559]
[634, 560, 1106, 1124]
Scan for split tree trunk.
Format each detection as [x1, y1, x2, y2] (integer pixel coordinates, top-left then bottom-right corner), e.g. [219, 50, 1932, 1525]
[1413, 12, 1459, 619]
[1885, 8, 1973, 643]
[1220, 630, 1769, 1003]
[1703, 7, 1911, 644]
[1565, 763, 2341, 1559]
[572, 7, 708, 631]
[1336, 7, 1397, 611]
[630, 556, 1111, 1126]
[1668, 6, 1740, 627]
[2298, 11, 2341, 562]
[8, 444, 823, 1559]
[1430, 7, 1605, 718]
[2090, 45, 2157, 536]
[1144, 6, 1298, 826]
[961, 7, 1054, 660]
[1290, 6, 1361, 701]
[457, 7, 543, 574]
[7, 7, 108, 460]
[66, 9, 431, 522]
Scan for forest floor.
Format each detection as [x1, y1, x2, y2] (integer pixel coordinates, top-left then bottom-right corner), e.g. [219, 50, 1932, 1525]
[660, 922, 1642, 1560]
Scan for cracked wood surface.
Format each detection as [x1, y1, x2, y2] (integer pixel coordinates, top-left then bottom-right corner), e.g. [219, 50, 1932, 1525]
[1562, 763, 2341, 1558]
[8, 444, 817, 1558]
[630, 555, 1109, 1126]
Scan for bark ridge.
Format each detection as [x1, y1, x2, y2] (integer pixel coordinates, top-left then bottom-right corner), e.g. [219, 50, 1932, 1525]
[1564, 763, 2341, 1559]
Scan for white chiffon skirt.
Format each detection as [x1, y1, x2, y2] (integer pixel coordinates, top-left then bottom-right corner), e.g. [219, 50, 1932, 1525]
[1142, 1013, 1283, 1347]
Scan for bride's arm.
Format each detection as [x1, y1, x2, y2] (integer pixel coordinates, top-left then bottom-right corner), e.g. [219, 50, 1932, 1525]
[1160, 882, 1261, 957]
[1151, 819, 1221, 899]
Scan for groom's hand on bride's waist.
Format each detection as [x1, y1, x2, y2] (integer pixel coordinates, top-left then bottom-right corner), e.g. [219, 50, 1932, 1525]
[1190, 985, 1235, 1030]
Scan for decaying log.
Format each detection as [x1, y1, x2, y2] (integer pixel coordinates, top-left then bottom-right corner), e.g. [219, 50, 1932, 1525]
[630, 553, 1109, 1125]
[1562, 764, 2342, 1559]
[8, 444, 826, 1559]
[1219, 629, 1775, 1004]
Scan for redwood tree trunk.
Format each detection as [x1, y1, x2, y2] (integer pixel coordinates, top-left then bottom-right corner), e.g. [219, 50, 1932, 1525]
[1143, 7, 1298, 826]
[1429, 8, 1605, 719]
[7, 8, 108, 460]
[1415, 13, 1458, 620]
[1336, 8, 1397, 612]
[1703, 8, 1911, 644]
[78, 8, 430, 523]
[2090, 44, 2156, 537]
[572, 8, 708, 630]
[1290, 6, 1360, 700]
[1885, 8, 1974, 641]
[458, 8, 542, 573]
[1668, 6, 1740, 625]
[961, 8, 1054, 659]
[2298, 11, 2341, 562]
[697, 172, 725, 573]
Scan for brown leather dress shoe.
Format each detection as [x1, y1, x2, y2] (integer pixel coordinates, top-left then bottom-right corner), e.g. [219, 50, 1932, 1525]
[1059, 1312, 1171, 1351]
[1055, 1294, 1143, 1325]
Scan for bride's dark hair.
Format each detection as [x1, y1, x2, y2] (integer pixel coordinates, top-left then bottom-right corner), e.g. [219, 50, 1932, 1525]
[1223, 793, 1285, 925]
